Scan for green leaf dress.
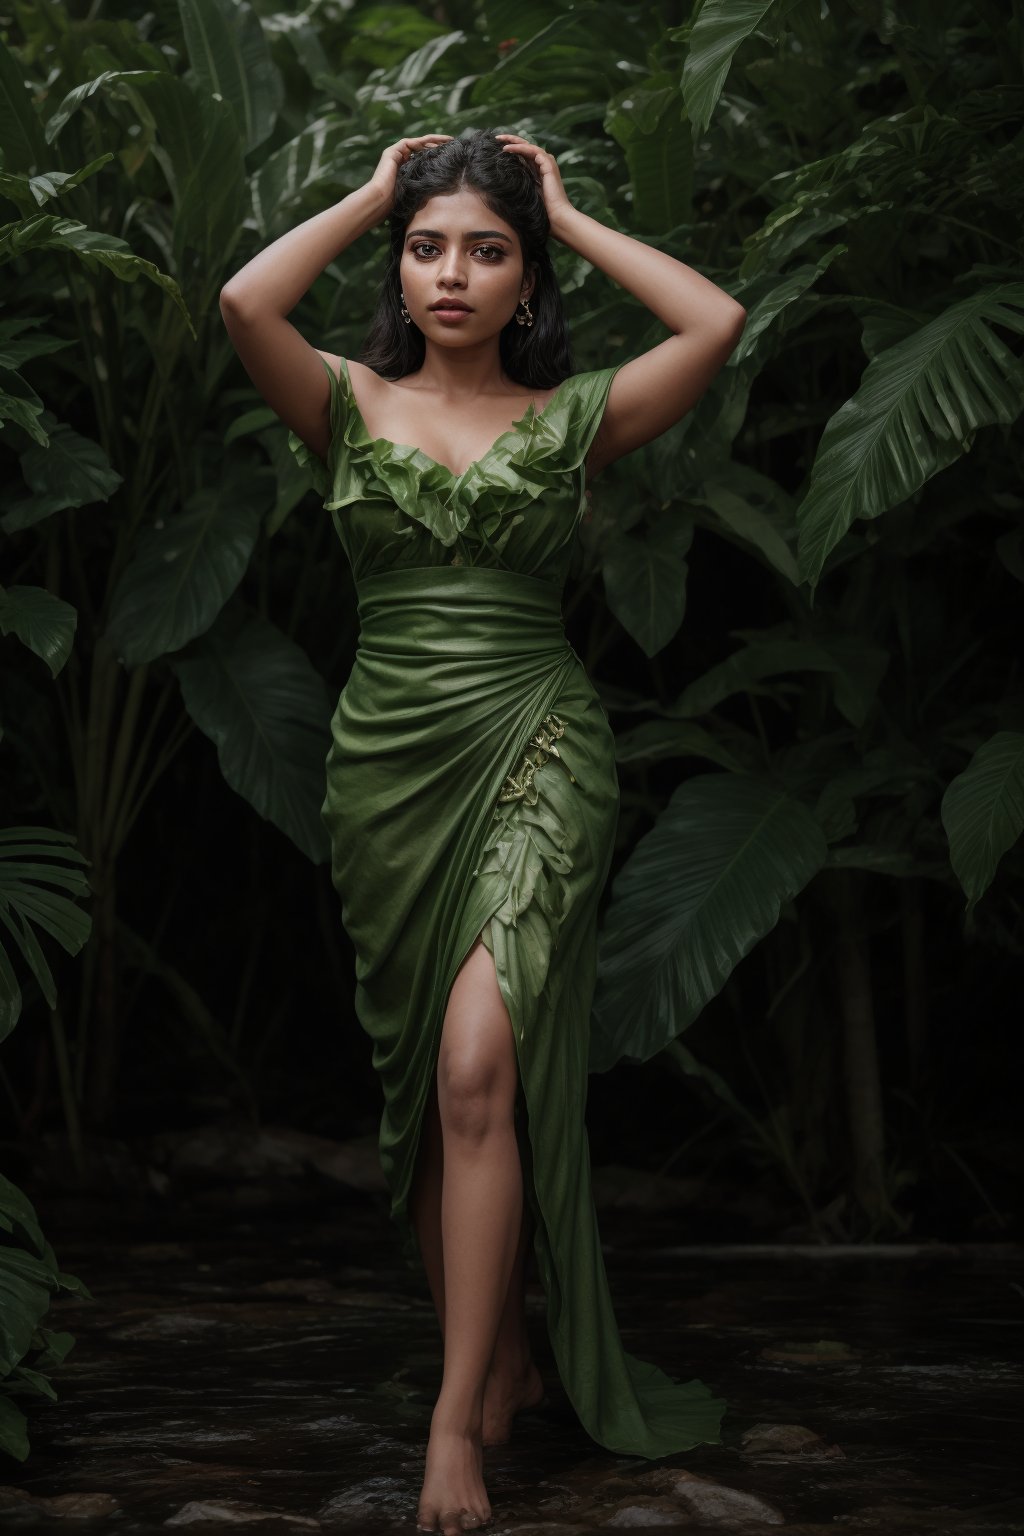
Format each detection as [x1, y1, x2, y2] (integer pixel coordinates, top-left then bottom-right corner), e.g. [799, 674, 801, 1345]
[288, 355, 728, 1459]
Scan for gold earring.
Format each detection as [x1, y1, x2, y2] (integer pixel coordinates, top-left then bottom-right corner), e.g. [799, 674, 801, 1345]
[515, 297, 534, 328]
[400, 290, 411, 324]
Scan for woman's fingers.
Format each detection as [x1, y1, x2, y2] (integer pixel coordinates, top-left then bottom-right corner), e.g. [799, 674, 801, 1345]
[495, 134, 553, 169]
[402, 134, 453, 148]
[495, 133, 546, 149]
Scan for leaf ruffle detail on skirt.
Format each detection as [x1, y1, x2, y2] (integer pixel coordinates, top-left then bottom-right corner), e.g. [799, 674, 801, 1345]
[475, 712, 583, 1045]
[498, 710, 577, 803]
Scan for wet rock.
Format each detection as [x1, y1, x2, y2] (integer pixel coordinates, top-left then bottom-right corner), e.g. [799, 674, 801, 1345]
[670, 1472, 785, 1526]
[0, 1486, 121, 1519]
[760, 1338, 860, 1364]
[530, 1485, 586, 1516]
[253, 1277, 339, 1301]
[107, 1310, 225, 1341]
[126, 1242, 193, 1261]
[503, 1526, 584, 1535]
[602, 1494, 692, 1525]
[165, 1500, 320, 1527]
[830, 1501, 1001, 1530]
[28, 1131, 154, 1192]
[145, 1126, 387, 1192]
[740, 1422, 843, 1457]
[318, 1476, 410, 1522]
[585, 1468, 689, 1506]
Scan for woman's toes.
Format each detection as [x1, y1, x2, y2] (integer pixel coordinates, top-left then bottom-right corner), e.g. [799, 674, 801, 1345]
[433, 1509, 489, 1534]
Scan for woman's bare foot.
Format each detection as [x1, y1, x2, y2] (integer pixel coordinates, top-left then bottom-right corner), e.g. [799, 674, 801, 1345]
[481, 1356, 546, 1446]
[416, 1415, 492, 1534]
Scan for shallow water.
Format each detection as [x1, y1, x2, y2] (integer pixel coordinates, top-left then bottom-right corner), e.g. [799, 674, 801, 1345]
[3, 1174, 1022, 1534]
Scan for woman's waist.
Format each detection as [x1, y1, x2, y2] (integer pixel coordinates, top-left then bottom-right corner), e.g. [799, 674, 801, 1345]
[354, 565, 569, 659]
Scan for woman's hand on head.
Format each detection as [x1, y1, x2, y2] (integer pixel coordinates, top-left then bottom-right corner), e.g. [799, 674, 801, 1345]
[367, 134, 454, 215]
[495, 133, 576, 234]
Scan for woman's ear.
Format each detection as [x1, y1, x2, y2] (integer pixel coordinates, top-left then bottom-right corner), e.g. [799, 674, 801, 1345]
[521, 261, 538, 304]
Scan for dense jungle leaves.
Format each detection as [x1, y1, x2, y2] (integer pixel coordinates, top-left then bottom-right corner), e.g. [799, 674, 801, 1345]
[0, 586, 77, 679]
[590, 772, 827, 1074]
[797, 283, 1024, 585]
[941, 732, 1024, 912]
[0, 828, 92, 1043]
[106, 495, 265, 666]
[169, 612, 334, 866]
[1, 0, 1023, 1459]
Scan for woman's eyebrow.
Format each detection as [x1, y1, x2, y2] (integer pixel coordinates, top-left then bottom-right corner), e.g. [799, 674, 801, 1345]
[406, 228, 512, 241]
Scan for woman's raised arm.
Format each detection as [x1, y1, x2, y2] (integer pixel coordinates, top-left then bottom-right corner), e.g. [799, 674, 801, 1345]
[497, 133, 747, 476]
[218, 135, 452, 458]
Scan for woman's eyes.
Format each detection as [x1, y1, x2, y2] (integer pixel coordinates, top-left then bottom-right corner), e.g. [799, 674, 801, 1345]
[411, 242, 503, 260]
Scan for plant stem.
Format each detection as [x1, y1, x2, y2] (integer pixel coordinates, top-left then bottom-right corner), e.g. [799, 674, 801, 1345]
[100, 663, 149, 854]
[49, 1002, 85, 1174]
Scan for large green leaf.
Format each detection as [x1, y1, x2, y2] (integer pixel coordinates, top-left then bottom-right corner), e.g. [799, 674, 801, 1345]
[0, 828, 92, 1042]
[0, 585, 76, 677]
[0, 215, 194, 334]
[941, 731, 1024, 909]
[0, 154, 114, 216]
[605, 74, 691, 232]
[0, 314, 72, 368]
[106, 494, 264, 666]
[813, 747, 931, 845]
[798, 283, 1024, 587]
[662, 629, 885, 729]
[178, 0, 282, 154]
[590, 772, 827, 1074]
[146, 81, 248, 303]
[680, 0, 781, 135]
[614, 719, 747, 772]
[730, 243, 847, 366]
[0, 1171, 46, 1254]
[0, 363, 47, 447]
[0, 36, 49, 173]
[2, 418, 123, 531]
[0, 1245, 56, 1381]
[389, 30, 470, 90]
[694, 468, 800, 585]
[601, 510, 693, 656]
[471, 13, 583, 104]
[252, 120, 383, 236]
[43, 70, 165, 147]
[169, 611, 333, 864]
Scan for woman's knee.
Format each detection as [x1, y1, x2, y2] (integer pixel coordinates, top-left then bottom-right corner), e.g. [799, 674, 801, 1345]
[437, 936, 519, 1137]
[438, 1045, 518, 1138]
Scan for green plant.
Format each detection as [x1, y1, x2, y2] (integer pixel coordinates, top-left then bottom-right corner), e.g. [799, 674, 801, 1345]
[0, 1172, 91, 1463]
[0, 0, 1019, 1275]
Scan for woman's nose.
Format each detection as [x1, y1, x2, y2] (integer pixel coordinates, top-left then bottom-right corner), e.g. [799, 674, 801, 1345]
[438, 256, 467, 286]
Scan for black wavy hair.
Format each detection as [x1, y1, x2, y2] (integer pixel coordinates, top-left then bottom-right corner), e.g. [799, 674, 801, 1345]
[357, 129, 574, 388]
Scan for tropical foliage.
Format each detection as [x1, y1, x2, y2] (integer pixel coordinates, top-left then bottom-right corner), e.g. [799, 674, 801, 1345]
[1, 0, 1021, 1460]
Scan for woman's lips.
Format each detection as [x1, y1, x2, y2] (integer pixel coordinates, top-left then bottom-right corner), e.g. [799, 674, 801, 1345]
[429, 305, 473, 322]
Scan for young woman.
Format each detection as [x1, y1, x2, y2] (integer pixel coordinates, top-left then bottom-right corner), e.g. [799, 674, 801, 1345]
[220, 128, 745, 1536]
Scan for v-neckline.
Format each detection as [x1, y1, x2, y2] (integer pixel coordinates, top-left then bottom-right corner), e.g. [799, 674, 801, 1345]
[337, 356, 572, 482]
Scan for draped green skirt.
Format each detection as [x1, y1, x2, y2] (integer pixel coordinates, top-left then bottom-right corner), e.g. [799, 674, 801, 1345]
[322, 564, 725, 1458]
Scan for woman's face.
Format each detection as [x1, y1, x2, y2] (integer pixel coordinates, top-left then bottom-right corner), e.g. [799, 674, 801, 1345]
[398, 186, 535, 346]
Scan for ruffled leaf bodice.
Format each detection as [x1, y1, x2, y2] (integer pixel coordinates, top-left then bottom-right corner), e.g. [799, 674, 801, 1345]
[287, 354, 622, 586]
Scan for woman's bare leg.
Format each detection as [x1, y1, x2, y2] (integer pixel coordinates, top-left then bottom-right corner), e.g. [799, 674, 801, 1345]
[413, 936, 526, 1534]
[409, 1078, 447, 1331]
[478, 1182, 544, 1443]
[410, 1092, 543, 1445]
